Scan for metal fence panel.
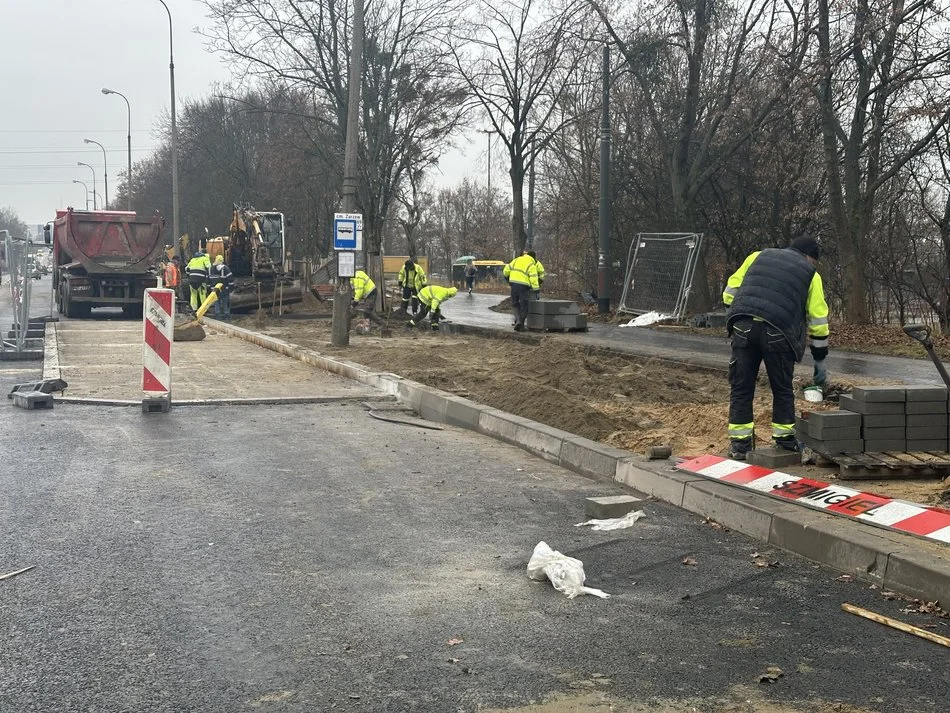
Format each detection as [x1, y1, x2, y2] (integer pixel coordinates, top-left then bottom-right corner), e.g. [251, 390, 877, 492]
[3, 233, 32, 354]
[617, 233, 703, 320]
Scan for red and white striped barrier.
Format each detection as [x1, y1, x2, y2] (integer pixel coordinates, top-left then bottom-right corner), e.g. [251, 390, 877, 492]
[677, 454, 950, 545]
[142, 288, 174, 397]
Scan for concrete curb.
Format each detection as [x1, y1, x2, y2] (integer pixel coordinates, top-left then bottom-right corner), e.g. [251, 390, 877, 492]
[199, 319, 950, 602]
[42, 322, 60, 382]
[54, 395, 387, 408]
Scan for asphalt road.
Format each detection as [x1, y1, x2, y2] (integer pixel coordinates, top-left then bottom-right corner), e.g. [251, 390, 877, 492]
[1, 400, 946, 712]
[443, 293, 947, 385]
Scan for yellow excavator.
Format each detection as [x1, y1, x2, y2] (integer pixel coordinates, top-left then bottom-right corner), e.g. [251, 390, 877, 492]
[178, 203, 302, 313]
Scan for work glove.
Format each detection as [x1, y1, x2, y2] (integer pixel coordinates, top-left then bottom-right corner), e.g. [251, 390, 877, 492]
[533, 290, 540, 300]
[813, 359, 828, 386]
[810, 344, 828, 362]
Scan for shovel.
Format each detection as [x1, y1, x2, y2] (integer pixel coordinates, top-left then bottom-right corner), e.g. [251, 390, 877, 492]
[902, 323, 950, 389]
[174, 283, 224, 341]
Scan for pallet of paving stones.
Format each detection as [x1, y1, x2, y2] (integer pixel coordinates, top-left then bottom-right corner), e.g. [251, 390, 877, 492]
[525, 300, 588, 332]
[828, 450, 950, 480]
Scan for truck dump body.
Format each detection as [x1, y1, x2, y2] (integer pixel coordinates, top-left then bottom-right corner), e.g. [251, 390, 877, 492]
[56, 209, 164, 274]
[51, 208, 165, 318]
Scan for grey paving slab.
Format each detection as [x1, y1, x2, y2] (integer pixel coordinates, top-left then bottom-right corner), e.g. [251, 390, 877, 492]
[51, 321, 380, 402]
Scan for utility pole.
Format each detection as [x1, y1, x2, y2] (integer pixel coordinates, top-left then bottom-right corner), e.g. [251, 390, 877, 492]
[597, 44, 612, 314]
[331, 0, 364, 347]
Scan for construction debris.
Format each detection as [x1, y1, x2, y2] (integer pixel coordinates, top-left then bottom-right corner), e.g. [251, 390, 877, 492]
[526, 541, 610, 599]
[841, 602, 950, 648]
[0, 566, 35, 581]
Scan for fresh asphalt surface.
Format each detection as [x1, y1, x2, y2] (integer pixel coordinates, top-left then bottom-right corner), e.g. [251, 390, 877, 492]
[443, 293, 948, 385]
[2, 399, 947, 712]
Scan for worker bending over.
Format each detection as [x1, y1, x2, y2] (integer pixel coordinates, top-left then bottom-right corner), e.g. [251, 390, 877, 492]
[723, 233, 830, 460]
[409, 285, 458, 331]
[211, 255, 235, 320]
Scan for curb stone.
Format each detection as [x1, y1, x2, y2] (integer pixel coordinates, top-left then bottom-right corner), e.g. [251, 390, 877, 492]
[201, 318, 950, 603]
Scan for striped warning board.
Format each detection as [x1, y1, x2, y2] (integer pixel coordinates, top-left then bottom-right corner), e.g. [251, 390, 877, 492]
[677, 454, 950, 545]
[142, 288, 174, 396]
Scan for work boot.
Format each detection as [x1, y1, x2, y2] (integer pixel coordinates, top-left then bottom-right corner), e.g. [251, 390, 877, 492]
[774, 436, 801, 453]
[727, 440, 752, 461]
[514, 323, 525, 332]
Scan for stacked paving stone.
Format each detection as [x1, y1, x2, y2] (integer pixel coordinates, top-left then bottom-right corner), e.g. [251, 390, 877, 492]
[525, 300, 588, 332]
[797, 385, 950, 455]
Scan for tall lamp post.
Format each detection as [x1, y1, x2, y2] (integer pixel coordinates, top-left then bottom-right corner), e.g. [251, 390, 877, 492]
[155, 0, 180, 243]
[72, 180, 91, 210]
[102, 88, 132, 211]
[83, 138, 108, 208]
[77, 162, 97, 209]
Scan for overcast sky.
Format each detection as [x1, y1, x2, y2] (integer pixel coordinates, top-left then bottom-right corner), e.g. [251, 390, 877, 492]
[1, 0, 478, 232]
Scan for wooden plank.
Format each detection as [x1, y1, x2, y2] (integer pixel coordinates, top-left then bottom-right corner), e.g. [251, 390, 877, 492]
[836, 451, 878, 466]
[884, 452, 927, 466]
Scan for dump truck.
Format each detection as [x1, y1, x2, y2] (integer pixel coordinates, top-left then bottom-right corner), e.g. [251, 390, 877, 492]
[44, 207, 165, 318]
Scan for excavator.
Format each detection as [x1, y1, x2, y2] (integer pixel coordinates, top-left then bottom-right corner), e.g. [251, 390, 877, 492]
[177, 203, 302, 314]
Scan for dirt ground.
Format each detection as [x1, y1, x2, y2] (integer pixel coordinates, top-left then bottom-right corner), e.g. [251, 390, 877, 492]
[236, 298, 950, 507]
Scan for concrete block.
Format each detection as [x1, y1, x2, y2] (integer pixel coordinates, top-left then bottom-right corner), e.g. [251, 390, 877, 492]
[861, 414, 905, 429]
[418, 389, 449, 423]
[584, 494, 643, 519]
[795, 416, 811, 437]
[883, 545, 950, 604]
[141, 396, 169, 414]
[746, 448, 801, 468]
[525, 313, 588, 331]
[862, 426, 906, 440]
[808, 425, 862, 441]
[768, 511, 895, 584]
[839, 395, 904, 415]
[906, 425, 947, 440]
[527, 299, 580, 316]
[800, 410, 862, 429]
[907, 413, 948, 427]
[863, 439, 906, 452]
[559, 436, 631, 482]
[851, 386, 906, 403]
[906, 400, 949, 414]
[682, 480, 797, 541]
[396, 380, 427, 412]
[12, 391, 53, 410]
[905, 439, 948, 452]
[443, 396, 485, 429]
[615, 458, 701, 507]
[903, 385, 948, 402]
[478, 408, 530, 447]
[514, 422, 568, 463]
[799, 434, 864, 454]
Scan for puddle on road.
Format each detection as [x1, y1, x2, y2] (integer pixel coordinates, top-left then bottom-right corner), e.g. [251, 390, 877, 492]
[479, 690, 880, 713]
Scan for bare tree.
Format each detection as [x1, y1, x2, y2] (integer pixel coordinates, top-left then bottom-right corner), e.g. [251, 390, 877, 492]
[813, 0, 950, 324]
[201, 0, 468, 253]
[450, 0, 593, 255]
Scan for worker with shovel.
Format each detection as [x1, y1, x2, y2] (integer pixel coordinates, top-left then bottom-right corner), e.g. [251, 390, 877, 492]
[185, 249, 212, 312]
[723, 233, 829, 460]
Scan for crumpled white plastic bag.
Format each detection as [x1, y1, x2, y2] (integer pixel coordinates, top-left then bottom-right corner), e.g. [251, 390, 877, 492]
[619, 311, 673, 327]
[526, 541, 610, 599]
[574, 509, 646, 531]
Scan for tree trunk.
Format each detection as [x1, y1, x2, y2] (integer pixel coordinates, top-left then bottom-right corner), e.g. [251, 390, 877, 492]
[509, 159, 527, 254]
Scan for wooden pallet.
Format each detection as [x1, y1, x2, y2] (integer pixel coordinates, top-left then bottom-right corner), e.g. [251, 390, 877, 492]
[830, 451, 950, 480]
[526, 326, 589, 333]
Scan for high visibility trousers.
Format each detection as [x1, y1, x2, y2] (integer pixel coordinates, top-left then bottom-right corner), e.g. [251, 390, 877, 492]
[728, 319, 796, 443]
[189, 283, 207, 311]
[401, 286, 418, 314]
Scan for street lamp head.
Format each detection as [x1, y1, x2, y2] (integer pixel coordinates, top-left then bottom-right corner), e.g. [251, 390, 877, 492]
[83, 138, 91, 144]
[77, 161, 84, 167]
[102, 88, 113, 95]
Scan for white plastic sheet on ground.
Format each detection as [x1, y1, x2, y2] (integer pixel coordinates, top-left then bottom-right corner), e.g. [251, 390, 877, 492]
[574, 509, 646, 531]
[619, 311, 673, 327]
[526, 541, 610, 599]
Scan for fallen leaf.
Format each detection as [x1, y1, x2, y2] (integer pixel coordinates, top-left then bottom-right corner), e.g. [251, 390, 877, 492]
[447, 638, 464, 646]
[835, 574, 854, 583]
[682, 556, 698, 567]
[758, 666, 784, 684]
[447, 657, 460, 663]
[348, 694, 361, 700]
[461, 666, 476, 675]
[881, 591, 900, 600]
[703, 517, 727, 531]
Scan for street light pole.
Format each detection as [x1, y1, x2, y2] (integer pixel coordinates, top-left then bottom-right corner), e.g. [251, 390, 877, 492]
[83, 138, 108, 208]
[102, 88, 132, 211]
[72, 180, 90, 210]
[77, 162, 97, 209]
[156, 0, 180, 243]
